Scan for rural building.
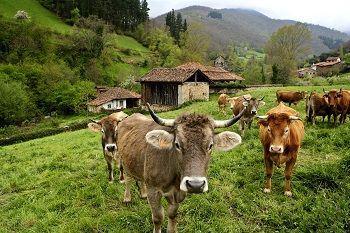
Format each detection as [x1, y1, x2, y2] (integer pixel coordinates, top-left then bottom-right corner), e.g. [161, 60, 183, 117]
[214, 55, 225, 67]
[176, 62, 244, 83]
[297, 67, 317, 78]
[87, 86, 141, 113]
[139, 67, 213, 109]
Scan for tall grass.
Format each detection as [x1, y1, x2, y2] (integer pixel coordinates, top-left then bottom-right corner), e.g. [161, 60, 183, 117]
[1, 86, 349, 232]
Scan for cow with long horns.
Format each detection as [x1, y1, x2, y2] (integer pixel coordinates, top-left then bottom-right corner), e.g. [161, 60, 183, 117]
[257, 103, 304, 196]
[117, 103, 245, 233]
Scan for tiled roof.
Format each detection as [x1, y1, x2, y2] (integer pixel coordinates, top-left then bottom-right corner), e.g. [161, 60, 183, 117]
[176, 62, 244, 81]
[87, 87, 141, 106]
[140, 68, 199, 82]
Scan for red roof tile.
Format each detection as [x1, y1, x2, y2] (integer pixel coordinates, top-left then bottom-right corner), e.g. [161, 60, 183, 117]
[87, 87, 141, 106]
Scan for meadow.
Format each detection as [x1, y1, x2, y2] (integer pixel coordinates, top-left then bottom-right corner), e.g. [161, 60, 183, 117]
[1, 85, 350, 232]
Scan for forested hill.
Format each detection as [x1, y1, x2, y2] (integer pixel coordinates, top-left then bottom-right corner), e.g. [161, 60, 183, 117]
[154, 6, 350, 56]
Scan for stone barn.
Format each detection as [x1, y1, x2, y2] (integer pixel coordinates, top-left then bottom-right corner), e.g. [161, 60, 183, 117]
[139, 68, 213, 110]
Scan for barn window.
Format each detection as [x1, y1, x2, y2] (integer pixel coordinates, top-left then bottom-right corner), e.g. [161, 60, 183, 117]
[107, 104, 112, 109]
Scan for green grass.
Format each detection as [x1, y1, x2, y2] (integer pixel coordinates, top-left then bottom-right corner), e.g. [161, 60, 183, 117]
[0, 0, 72, 34]
[1, 85, 350, 232]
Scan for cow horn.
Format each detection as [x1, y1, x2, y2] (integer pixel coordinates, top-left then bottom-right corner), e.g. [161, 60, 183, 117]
[146, 103, 175, 126]
[214, 107, 247, 128]
[256, 115, 267, 119]
[259, 96, 265, 101]
[323, 88, 327, 93]
[90, 119, 100, 124]
[290, 116, 301, 120]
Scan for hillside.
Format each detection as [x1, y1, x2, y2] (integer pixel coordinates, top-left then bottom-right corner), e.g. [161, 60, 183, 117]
[0, 0, 72, 34]
[154, 6, 350, 56]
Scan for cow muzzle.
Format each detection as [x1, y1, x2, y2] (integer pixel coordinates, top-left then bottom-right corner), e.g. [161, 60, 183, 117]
[105, 143, 116, 152]
[269, 145, 283, 154]
[180, 176, 208, 193]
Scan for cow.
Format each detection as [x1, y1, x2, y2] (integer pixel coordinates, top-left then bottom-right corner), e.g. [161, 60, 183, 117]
[88, 111, 128, 183]
[117, 103, 245, 233]
[231, 95, 265, 136]
[257, 103, 304, 196]
[276, 90, 307, 109]
[227, 94, 252, 112]
[218, 93, 230, 114]
[323, 89, 350, 125]
[305, 91, 331, 125]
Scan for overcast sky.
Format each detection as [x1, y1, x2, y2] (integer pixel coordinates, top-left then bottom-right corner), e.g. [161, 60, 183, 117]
[147, 0, 350, 33]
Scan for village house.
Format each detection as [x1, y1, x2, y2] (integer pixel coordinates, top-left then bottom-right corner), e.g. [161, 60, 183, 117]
[87, 86, 141, 113]
[298, 57, 343, 77]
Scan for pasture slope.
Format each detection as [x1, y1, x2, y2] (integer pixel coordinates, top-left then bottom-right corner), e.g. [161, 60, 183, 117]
[1, 85, 350, 232]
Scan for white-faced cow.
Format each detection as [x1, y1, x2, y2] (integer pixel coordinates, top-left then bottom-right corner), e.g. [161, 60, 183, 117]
[217, 93, 229, 114]
[117, 103, 245, 233]
[323, 89, 350, 125]
[88, 111, 128, 183]
[257, 103, 304, 196]
[305, 91, 331, 125]
[231, 95, 265, 136]
[276, 90, 307, 109]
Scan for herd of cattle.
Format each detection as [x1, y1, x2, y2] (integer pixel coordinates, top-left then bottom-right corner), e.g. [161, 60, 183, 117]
[87, 88, 349, 232]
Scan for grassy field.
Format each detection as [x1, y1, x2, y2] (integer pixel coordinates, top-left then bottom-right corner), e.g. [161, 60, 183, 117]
[0, 0, 72, 34]
[1, 86, 350, 232]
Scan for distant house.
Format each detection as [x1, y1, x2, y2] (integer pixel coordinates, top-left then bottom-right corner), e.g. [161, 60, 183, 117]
[87, 86, 141, 113]
[214, 56, 225, 68]
[297, 67, 317, 78]
[139, 67, 213, 109]
[311, 57, 343, 76]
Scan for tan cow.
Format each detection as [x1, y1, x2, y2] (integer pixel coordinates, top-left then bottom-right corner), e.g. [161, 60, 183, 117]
[276, 90, 307, 109]
[218, 93, 229, 114]
[88, 111, 128, 183]
[117, 103, 245, 233]
[257, 103, 304, 196]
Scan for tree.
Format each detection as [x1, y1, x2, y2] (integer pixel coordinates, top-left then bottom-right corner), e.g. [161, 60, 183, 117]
[180, 21, 210, 63]
[264, 22, 312, 84]
[165, 10, 186, 44]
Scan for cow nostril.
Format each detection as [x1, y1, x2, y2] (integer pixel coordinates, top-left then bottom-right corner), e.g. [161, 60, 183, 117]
[251, 111, 257, 115]
[106, 145, 115, 151]
[186, 180, 205, 193]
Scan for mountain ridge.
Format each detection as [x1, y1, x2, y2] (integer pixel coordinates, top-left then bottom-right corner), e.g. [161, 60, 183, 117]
[154, 6, 350, 56]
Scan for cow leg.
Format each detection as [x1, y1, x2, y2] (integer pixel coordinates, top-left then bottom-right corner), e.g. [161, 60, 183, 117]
[165, 193, 179, 233]
[264, 154, 274, 193]
[104, 152, 114, 183]
[147, 187, 164, 233]
[140, 181, 148, 199]
[284, 156, 297, 196]
[123, 174, 133, 203]
[119, 164, 124, 183]
[240, 119, 245, 136]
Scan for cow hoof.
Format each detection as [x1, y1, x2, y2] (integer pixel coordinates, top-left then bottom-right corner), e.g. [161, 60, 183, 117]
[119, 180, 125, 184]
[108, 180, 114, 184]
[263, 188, 271, 193]
[284, 191, 292, 196]
[123, 198, 132, 204]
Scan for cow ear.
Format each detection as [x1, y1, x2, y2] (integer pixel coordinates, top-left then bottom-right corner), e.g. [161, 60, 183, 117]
[257, 119, 268, 127]
[243, 101, 248, 106]
[146, 130, 174, 149]
[88, 122, 102, 132]
[259, 101, 266, 107]
[213, 131, 242, 151]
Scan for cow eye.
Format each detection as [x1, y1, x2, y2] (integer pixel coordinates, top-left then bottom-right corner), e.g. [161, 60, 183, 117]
[175, 142, 180, 150]
[101, 128, 105, 134]
[285, 129, 289, 134]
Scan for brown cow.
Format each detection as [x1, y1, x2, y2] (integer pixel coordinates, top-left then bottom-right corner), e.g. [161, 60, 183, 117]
[117, 103, 245, 232]
[218, 93, 229, 114]
[257, 103, 304, 196]
[324, 89, 350, 125]
[231, 95, 265, 136]
[228, 94, 251, 112]
[305, 91, 331, 125]
[88, 111, 128, 183]
[276, 90, 307, 109]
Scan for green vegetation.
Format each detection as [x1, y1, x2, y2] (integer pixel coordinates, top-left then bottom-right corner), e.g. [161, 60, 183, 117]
[1, 86, 349, 232]
[0, 0, 72, 34]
